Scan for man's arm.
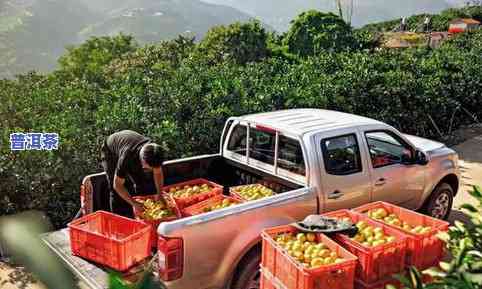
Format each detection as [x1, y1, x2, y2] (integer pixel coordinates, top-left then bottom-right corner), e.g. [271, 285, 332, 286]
[113, 174, 143, 212]
[153, 167, 164, 196]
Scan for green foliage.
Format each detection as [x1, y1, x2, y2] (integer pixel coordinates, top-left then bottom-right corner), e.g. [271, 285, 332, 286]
[1, 8, 482, 229]
[198, 20, 269, 65]
[283, 11, 356, 56]
[58, 34, 137, 83]
[0, 73, 104, 227]
[353, 30, 380, 51]
[108, 253, 161, 289]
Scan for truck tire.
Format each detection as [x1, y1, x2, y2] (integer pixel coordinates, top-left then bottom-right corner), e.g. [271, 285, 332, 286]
[231, 252, 261, 289]
[423, 183, 454, 220]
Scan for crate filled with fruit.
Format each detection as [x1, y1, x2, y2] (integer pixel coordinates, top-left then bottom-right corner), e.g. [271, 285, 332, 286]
[322, 210, 407, 285]
[261, 225, 357, 289]
[353, 201, 449, 269]
[181, 194, 242, 217]
[163, 178, 223, 209]
[132, 194, 181, 248]
[230, 183, 275, 201]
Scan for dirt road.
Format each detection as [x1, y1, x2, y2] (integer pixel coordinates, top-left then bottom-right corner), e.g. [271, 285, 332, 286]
[449, 133, 482, 223]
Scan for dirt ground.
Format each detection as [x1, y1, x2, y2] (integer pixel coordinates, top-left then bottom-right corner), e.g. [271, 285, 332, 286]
[448, 128, 482, 224]
[0, 263, 46, 289]
[1, 125, 482, 289]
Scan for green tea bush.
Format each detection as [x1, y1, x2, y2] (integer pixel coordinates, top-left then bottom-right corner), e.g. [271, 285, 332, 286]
[1, 9, 481, 227]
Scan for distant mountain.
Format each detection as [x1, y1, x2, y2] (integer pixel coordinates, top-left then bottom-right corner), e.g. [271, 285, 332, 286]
[0, 0, 253, 78]
[202, 0, 453, 30]
[0, 0, 101, 78]
[444, 0, 467, 7]
[77, 0, 252, 43]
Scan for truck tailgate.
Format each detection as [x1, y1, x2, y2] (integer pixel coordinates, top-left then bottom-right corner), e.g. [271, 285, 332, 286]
[40, 230, 164, 289]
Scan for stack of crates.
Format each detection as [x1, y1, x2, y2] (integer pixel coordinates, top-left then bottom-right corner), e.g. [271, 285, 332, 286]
[261, 225, 358, 289]
[321, 210, 408, 289]
[259, 202, 449, 289]
[353, 202, 449, 270]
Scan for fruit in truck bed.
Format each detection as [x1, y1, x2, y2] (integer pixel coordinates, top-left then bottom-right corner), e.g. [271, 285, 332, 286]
[232, 184, 274, 201]
[202, 198, 237, 213]
[351, 221, 396, 247]
[367, 208, 432, 235]
[167, 183, 212, 198]
[274, 232, 344, 269]
[139, 199, 175, 220]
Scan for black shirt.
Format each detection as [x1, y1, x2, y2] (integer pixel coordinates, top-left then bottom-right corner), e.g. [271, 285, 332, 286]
[106, 130, 151, 182]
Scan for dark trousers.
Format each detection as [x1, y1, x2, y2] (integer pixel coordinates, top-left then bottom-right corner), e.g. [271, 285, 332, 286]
[100, 141, 156, 218]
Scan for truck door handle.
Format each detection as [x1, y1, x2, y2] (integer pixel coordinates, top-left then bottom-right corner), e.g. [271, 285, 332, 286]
[375, 178, 386, 186]
[328, 190, 344, 199]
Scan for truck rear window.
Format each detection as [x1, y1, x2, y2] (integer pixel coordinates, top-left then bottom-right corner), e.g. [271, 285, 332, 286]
[249, 129, 275, 165]
[278, 135, 306, 176]
[226, 122, 306, 182]
[227, 124, 247, 156]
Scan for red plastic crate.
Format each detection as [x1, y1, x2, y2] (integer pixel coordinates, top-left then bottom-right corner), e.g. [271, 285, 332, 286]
[163, 178, 223, 209]
[68, 211, 151, 271]
[353, 202, 449, 269]
[181, 194, 242, 217]
[261, 225, 357, 289]
[321, 210, 407, 284]
[260, 267, 277, 289]
[132, 194, 181, 248]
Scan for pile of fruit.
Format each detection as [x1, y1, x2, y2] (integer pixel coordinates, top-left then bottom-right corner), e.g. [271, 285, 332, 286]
[232, 184, 274, 201]
[167, 183, 212, 199]
[367, 208, 432, 235]
[203, 198, 238, 212]
[139, 199, 175, 220]
[351, 220, 396, 247]
[275, 232, 345, 268]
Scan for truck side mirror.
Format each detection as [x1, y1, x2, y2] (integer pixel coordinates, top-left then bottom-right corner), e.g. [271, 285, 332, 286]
[415, 150, 429, 165]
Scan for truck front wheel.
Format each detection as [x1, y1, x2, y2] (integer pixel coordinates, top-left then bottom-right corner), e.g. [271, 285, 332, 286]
[230, 252, 261, 289]
[423, 183, 454, 220]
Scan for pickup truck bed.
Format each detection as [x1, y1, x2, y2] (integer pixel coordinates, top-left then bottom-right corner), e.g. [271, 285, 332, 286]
[43, 154, 310, 289]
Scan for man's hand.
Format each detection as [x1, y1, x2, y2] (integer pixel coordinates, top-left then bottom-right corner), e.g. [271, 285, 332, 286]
[114, 174, 145, 214]
[132, 201, 145, 214]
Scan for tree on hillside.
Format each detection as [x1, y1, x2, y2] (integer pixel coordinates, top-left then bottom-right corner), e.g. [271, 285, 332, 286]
[198, 20, 269, 65]
[58, 34, 137, 83]
[283, 10, 356, 56]
[358, 6, 482, 33]
[106, 35, 195, 77]
[465, 5, 482, 21]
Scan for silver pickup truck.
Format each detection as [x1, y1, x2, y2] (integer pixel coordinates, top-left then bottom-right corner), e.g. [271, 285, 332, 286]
[42, 109, 460, 289]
